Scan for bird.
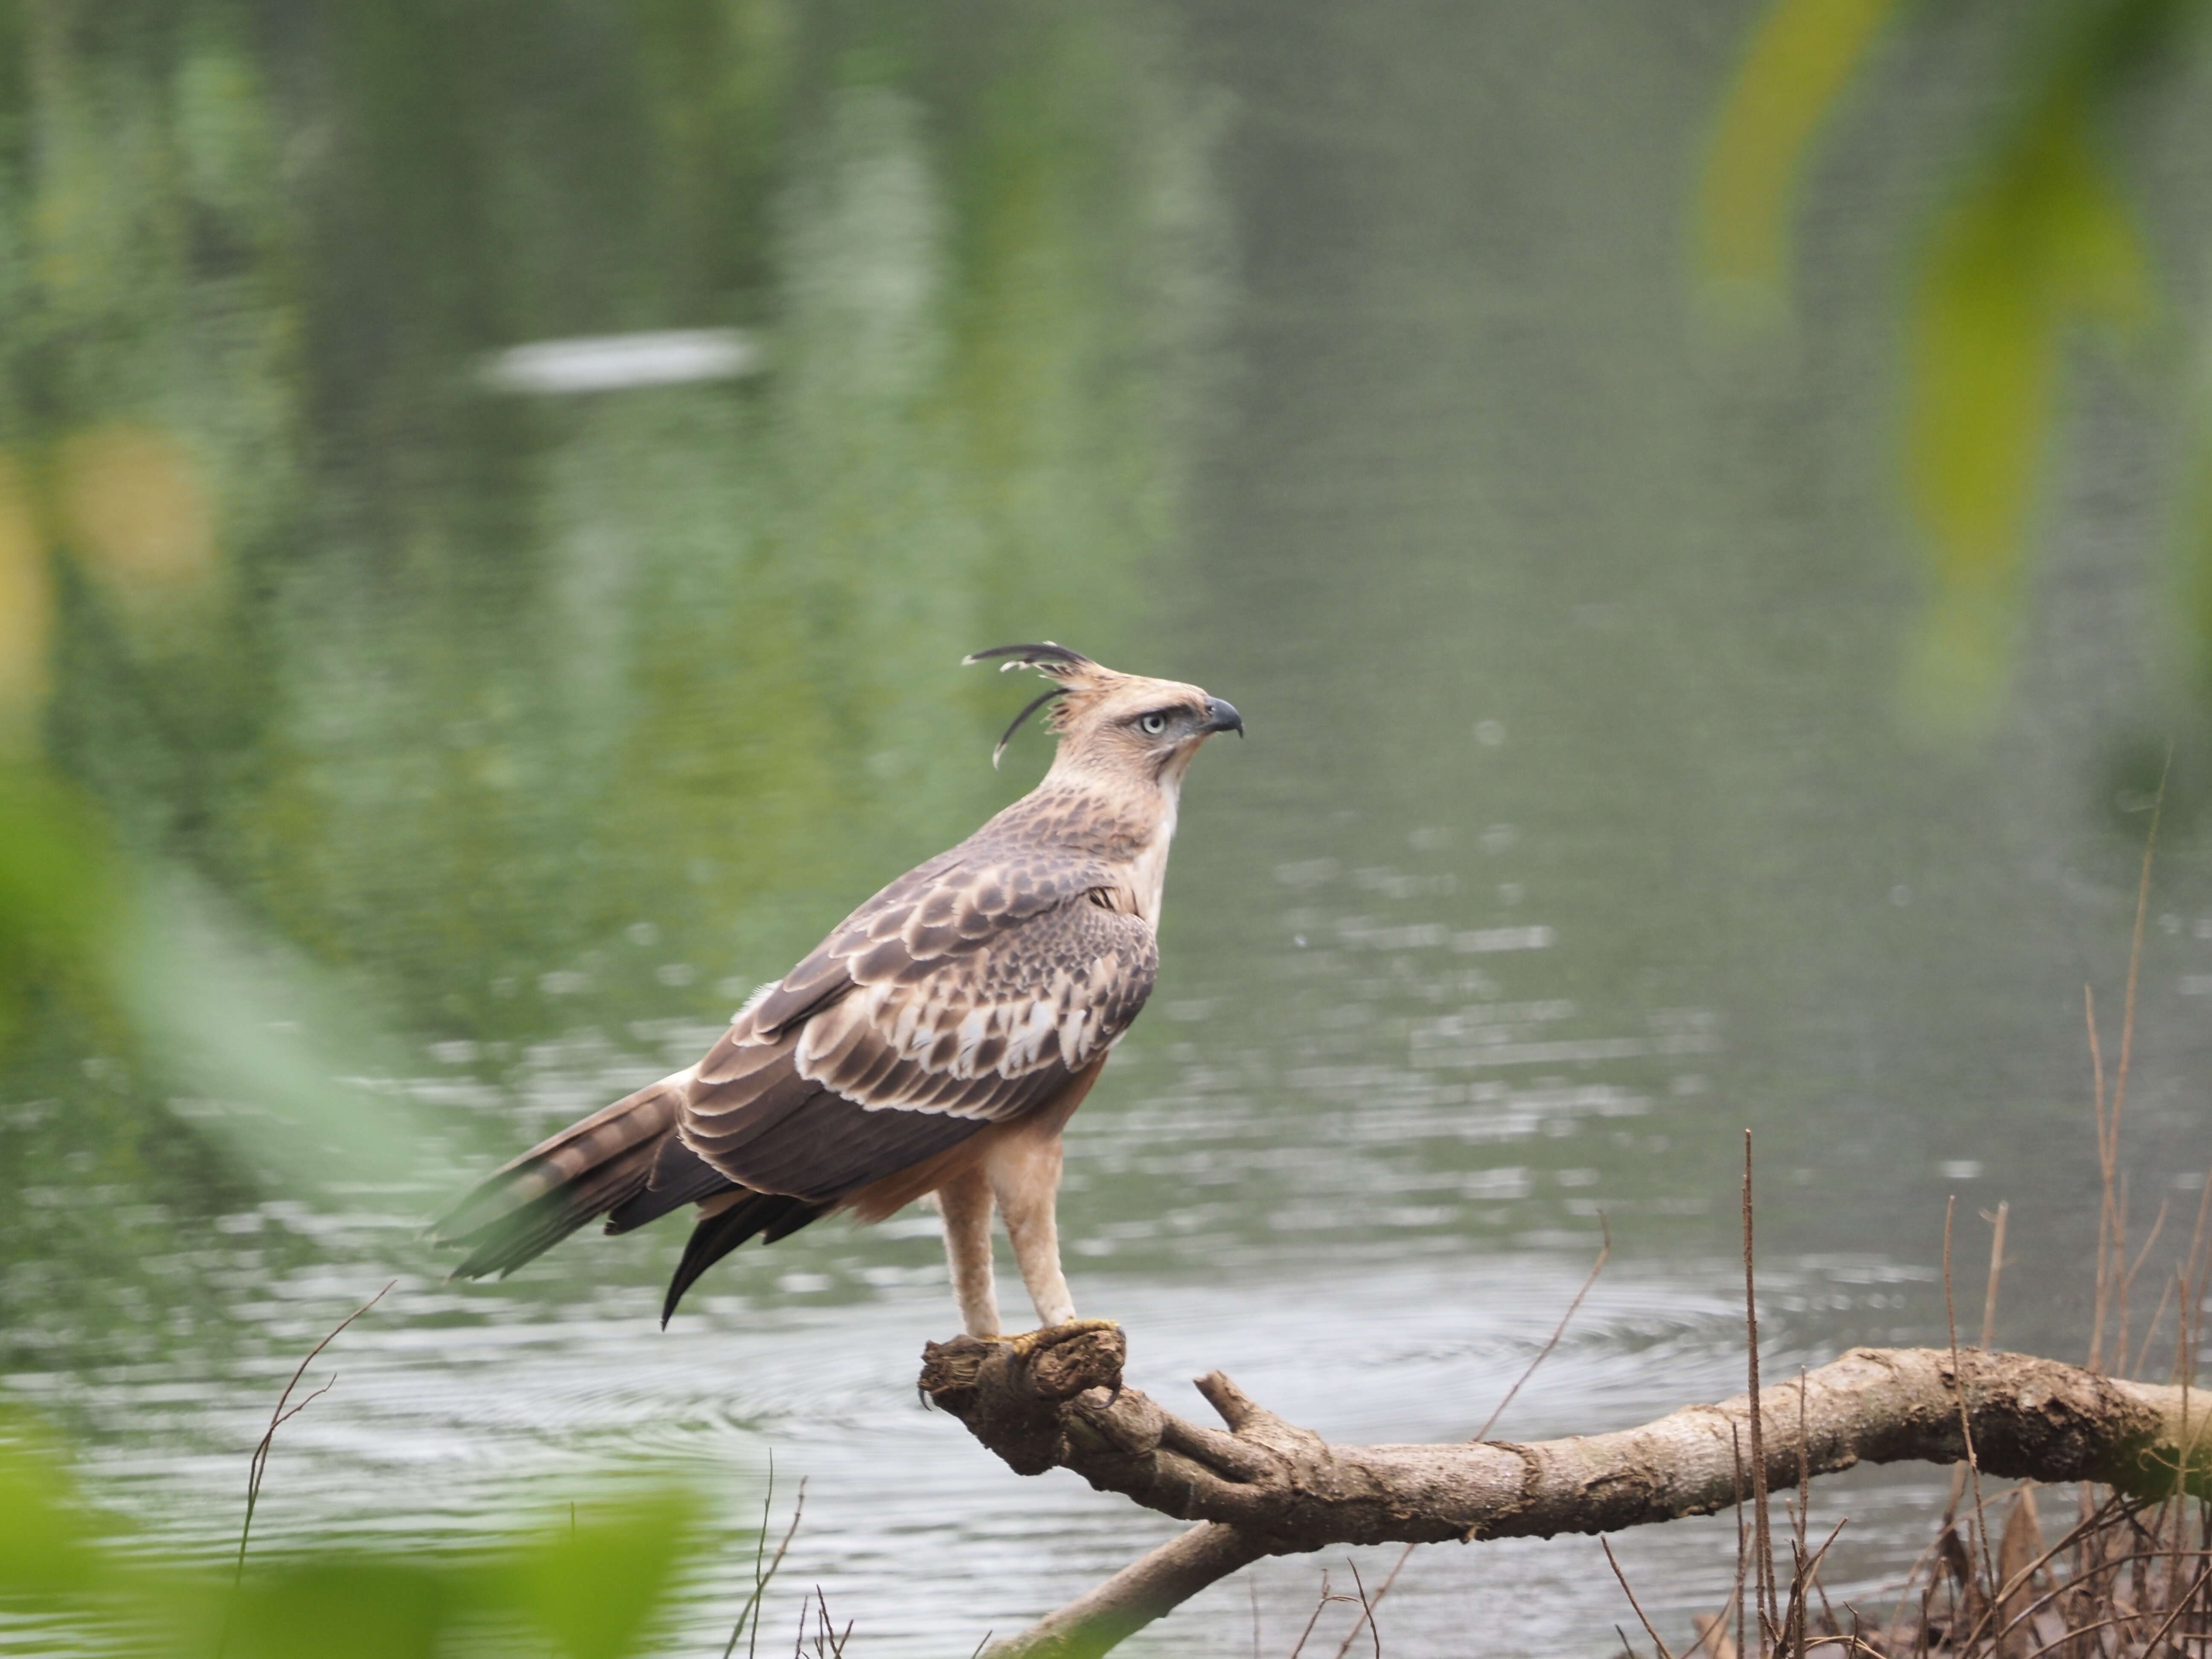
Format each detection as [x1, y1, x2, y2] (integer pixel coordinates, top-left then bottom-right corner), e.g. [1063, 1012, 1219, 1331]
[429, 644, 1242, 1339]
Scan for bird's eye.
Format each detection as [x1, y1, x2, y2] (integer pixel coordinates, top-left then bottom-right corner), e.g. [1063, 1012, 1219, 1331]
[1139, 711, 1169, 736]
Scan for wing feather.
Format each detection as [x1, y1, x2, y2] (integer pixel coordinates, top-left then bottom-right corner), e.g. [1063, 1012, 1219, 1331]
[603, 1137, 735, 1234]
[668, 850, 1157, 1205]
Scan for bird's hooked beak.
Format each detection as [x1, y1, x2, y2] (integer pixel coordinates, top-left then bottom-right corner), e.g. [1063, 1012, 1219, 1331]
[1200, 696, 1244, 737]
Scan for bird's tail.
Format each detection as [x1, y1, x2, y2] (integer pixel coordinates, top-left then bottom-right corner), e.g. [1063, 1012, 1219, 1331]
[659, 1190, 824, 1326]
[428, 1073, 690, 1279]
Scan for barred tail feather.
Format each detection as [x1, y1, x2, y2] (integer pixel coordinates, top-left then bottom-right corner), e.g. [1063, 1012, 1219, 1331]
[429, 1073, 688, 1278]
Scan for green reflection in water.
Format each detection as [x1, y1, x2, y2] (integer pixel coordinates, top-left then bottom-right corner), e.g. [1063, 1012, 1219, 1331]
[0, 0, 1221, 1374]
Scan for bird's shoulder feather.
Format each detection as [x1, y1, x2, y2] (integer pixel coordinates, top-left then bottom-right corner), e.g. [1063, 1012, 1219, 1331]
[685, 838, 1157, 1159]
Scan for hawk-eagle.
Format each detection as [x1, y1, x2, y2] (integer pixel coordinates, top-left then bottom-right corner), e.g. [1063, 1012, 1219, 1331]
[431, 645, 1241, 1337]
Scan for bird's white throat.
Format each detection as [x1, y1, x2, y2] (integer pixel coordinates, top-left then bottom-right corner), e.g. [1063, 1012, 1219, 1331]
[1129, 786, 1180, 923]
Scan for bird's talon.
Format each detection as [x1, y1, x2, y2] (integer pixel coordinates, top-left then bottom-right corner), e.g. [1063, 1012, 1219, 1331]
[1003, 1317, 1119, 1357]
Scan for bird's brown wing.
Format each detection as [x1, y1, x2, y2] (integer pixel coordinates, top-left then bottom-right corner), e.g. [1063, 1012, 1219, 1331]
[430, 848, 1155, 1281]
[677, 851, 1158, 1201]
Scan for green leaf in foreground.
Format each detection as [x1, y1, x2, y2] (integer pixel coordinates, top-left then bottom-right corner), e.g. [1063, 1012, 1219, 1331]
[0, 765, 121, 1054]
[0, 1409, 109, 1603]
[505, 1488, 706, 1659]
[221, 1559, 456, 1659]
[1697, 0, 1908, 297]
[1900, 91, 2149, 734]
[0, 1415, 720, 1659]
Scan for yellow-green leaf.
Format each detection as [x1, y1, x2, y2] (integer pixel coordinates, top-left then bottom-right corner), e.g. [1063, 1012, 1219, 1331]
[1698, 0, 1908, 294]
[1898, 91, 2151, 733]
[505, 1488, 704, 1659]
[0, 1412, 106, 1602]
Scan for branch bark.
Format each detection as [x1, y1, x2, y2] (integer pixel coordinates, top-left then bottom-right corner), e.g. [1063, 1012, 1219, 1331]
[917, 1328, 2212, 1659]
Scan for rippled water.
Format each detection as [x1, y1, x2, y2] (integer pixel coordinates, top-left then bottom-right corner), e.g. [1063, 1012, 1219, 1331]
[9, 3, 2212, 1655]
[25, 1246, 1963, 1656]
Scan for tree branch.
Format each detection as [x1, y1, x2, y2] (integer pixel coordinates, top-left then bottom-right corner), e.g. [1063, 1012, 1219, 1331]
[917, 1328, 2212, 1658]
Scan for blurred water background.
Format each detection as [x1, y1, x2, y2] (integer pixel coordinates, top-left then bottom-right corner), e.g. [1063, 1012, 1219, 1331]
[9, 1, 2212, 1653]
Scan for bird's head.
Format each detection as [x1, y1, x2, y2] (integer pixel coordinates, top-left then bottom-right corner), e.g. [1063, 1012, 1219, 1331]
[965, 643, 1242, 789]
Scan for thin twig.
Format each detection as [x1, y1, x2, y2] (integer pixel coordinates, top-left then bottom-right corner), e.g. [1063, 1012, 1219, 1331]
[1977, 1544, 2212, 1652]
[2121, 1195, 2170, 1377]
[2117, 1170, 2134, 1384]
[1331, 1546, 1412, 1659]
[1340, 1216, 1613, 1654]
[1778, 1520, 1849, 1657]
[2134, 1560, 2212, 1658]
[1799, 1518, 1850, 1647]
[1796, 1367, 1812, 1584]
[1473, 1213, 1612, 1447]
[2018, 1599, 2187, 1659]
[1601, 1537, 1675, 1659]
[215, 1281, 392, 1659]
[1980, 1202, 2009, 1353]
[2134, 1271, 2179, 1382]
[1733, 1420, 1749, 1659]
[737, 1456, 775, 1659]
[2089, 984, 2111, 1374]
[811, 1585, 852, 1659]
[2093, 753, 2166, 1379]
[1685, 1593, 1740, 1659]
[1342, 1560, 1380, 1659]
[234, 1282, 393, 1585]
[2175, 1166, 2212, 1393]
[2112, 750, 2166, 1212]
[1743, 1131, 1775, 1653]
[1286, 1570, 1334, 1659]
[725, 1472, 806, 1659]
[1943, 1197, 1997, 1604]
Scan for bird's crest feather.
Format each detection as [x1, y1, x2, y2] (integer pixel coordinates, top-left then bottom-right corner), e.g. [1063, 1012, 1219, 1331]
[964, 642, 1121, 766]
[962, 641, 1096, 678]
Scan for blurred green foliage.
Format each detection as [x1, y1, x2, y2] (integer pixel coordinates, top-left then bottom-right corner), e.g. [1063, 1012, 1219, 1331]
[0, 1405, 713, 1659]
[1700, 0, 1909, 296]
[0, 764, 119, 1054]
[1701, 0, 2203, 735]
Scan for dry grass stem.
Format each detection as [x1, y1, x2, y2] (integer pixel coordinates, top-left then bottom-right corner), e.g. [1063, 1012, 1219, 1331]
[725, 1470, 806, 1659]
[215, 1281, 393, 1659]
[1603, 1537, 1675, 1659]
[1333, 1217, 1613, 1656]
[1979, 1204, 2008, 1353]
[1285, 1570, 1334, 1659]
[1745, 1131, 1776, 1653]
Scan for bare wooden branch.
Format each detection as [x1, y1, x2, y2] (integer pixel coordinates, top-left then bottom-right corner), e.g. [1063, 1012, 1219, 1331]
[988, 1525, 1266, 1659]
[919, 1329, 2212, 1659]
